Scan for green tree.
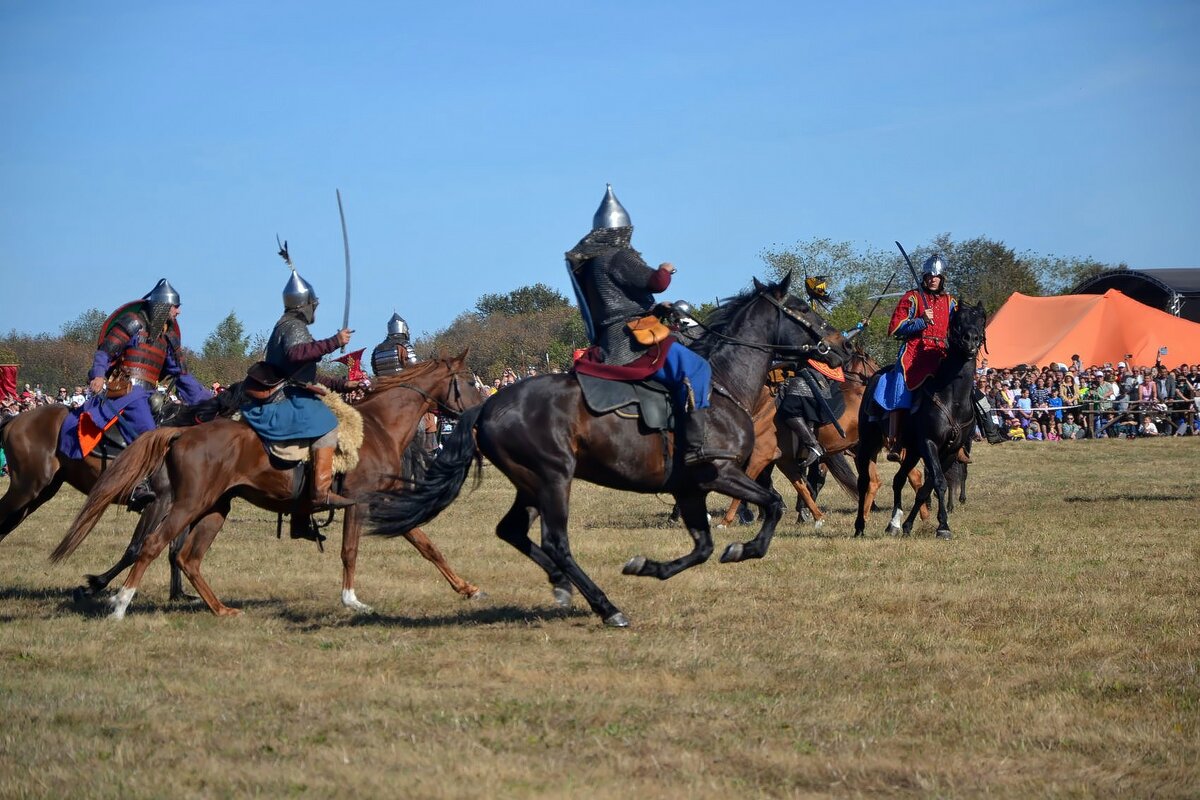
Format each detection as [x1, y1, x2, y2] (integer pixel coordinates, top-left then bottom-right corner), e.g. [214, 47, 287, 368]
[475, 283, 572, 317]
[201, 312, 251, 360]
[60, 308, 109, 345]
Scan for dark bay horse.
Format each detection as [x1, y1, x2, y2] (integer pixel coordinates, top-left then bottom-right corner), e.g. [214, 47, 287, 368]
[368, 275, 850, 627]
[854, 303, 988, 539]
[52, 355, 485, 618]
[1, 403, 196, 598]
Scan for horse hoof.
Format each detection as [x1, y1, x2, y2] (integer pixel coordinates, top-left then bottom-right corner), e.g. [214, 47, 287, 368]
[715, 522, 728, 530]
[813, 518, 824, 530]
[467, 589, 489, 601]
[215, 606, 243, 617]
[552, 586, 573, 608]
[936, 529, 953, 540]
[84, 575, 105, 594]
[603, 612, 630, 628]
[720, 542, 744, 563]
[622, 556, 647, 576]
[885, 524, 901, 537]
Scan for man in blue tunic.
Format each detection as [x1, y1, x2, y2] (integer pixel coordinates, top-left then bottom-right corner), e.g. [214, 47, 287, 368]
[241, 262, 356, 511]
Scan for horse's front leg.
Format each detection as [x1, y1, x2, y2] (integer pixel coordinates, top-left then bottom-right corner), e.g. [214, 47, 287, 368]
[886, 453, 916, 536]
[623, 490, 714, 579]
[536, 481, 626, 627]
[695, 463, 783, 563]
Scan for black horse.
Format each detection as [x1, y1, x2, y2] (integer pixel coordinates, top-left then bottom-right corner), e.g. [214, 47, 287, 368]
[369, 274, 849, 627]
[853, 302, 988, 539]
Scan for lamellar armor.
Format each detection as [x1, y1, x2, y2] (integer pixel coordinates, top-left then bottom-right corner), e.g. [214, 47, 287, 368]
[372, 314, 417, 376]
[266, 312, 320, 383]
[97, 303, 183, 388]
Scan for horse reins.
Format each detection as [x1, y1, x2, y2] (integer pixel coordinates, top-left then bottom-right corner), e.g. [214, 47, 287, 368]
[387, 369, 476, 418]
[690, 291, 839, 358]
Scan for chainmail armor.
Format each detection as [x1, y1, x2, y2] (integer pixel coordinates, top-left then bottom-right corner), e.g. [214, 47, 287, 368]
[266, 311, 318, 383]
[565, 226, 659, 366]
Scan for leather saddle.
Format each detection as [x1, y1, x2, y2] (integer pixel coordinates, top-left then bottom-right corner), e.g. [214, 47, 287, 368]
[576, 373, 675, 432]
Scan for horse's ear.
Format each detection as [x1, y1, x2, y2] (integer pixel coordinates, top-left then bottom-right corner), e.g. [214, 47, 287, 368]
[778, 270, 794, 296]
[451, 348, 469, 367]
[753, 277, 766, 292]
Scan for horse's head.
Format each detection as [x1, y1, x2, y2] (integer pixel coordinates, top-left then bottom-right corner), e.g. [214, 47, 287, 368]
[950, 302, 988, 358]
[437, 349, 487, 416]
[752, 271, 850, 369]
[365, 348, 485, 417]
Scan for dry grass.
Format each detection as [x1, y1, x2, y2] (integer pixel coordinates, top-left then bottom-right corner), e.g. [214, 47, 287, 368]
[0, 439, 1197, 798]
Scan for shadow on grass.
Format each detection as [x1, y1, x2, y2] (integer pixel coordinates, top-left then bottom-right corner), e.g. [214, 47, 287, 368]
[61, 590, 283, 618]
[1064, 494, 1194, 503]
[277, 602, 593, 631]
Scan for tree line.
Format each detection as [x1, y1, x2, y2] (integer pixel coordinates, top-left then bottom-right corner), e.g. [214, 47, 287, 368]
[1, 234, 1123, 390]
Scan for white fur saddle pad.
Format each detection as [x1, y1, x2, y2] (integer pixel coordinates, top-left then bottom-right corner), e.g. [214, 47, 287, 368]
[263, 392, 364, 474]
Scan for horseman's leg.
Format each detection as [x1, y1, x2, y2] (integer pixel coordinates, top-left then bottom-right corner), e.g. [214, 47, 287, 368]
[534, 478, 625, 626]
[782, 416, 823, 467]
[172, 500, 240, 616]
[653, 345, 724, 466]
[494, 492, 572, 608]
[622, 489, 714, 579]
[119, 399, 159, 512]
[311, 430, 354, 511]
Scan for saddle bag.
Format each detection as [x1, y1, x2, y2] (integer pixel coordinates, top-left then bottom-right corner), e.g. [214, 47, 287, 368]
[627, 314, 671, 346]
[243, 361, 288, 402]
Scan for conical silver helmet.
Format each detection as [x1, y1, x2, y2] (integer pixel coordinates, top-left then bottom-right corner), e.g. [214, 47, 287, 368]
[143, 278, 181, 307]
[283, 269, 318, 310]
[386, 312, 409, 338]
[592, 184, 632, 230]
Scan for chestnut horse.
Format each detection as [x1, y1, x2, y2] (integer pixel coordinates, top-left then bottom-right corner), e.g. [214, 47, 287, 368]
[368, 275, 851, 627]
[52, 354, 484, 618]
[1, 403, 196, 598]
[716, 351, 927, 528]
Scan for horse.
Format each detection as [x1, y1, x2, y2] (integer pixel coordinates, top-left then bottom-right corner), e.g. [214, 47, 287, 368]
[367, 274, 851, 627]
[51, 354, 485, 618]
[1, 402, 199, 599]
[853, 303, 988, 539]
[715, 350, 928, 529]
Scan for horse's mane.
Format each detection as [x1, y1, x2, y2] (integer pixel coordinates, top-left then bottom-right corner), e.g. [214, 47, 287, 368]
[689, 280, 811, 360]
[366, 359, 446, 394]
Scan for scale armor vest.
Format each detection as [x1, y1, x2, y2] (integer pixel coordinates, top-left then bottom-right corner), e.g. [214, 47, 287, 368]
[266, 311, 318, 383]
[100, 311, 176, 385]
[371, 334, 417, 377]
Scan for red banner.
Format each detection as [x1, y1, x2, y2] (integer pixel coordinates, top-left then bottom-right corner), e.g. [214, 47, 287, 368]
[333, 348, 368, 382]
[0, 364, 17, 400]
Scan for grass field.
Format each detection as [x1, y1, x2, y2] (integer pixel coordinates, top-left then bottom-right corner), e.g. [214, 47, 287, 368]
[1, 439, 1197, 798]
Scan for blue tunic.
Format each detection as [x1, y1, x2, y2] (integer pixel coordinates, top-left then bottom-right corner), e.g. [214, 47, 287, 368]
[240, 387, 337, 441]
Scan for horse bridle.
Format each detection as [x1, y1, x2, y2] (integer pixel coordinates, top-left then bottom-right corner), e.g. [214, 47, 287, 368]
[693, 290, 839, 358]
[389, 368, 476, 417]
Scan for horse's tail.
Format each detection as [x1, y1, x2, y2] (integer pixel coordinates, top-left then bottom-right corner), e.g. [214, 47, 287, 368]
[50, 428, 180, 562]
[367, 404, 485, 537]
[824, 450, 858, 499]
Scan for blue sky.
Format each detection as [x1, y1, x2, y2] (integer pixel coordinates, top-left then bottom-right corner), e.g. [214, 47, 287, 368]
[2, 1, 1197, 348]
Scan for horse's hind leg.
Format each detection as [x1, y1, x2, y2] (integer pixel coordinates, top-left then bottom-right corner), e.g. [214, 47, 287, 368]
[82, 497, 169, 596]
[108, 504, 199, 619]
[623, 489, 714, 579]
[495, 492, 573, 608]
[0, 470, 60, 543]
[172, 501, 240, 616]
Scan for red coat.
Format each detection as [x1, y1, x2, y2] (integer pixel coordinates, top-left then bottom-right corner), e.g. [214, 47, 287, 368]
[889, 289, 956, 391]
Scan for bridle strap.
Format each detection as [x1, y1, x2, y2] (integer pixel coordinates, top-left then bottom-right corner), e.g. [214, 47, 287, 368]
[389, 368, 474, 417]
[691, 291, 834, 357]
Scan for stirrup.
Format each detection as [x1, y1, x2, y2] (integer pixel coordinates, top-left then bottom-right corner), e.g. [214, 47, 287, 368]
[127, 481, 156, 513]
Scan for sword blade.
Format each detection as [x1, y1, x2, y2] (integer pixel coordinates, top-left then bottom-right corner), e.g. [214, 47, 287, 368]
[336, 189, 351, 352]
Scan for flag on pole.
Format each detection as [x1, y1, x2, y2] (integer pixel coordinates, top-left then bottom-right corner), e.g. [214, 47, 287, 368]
[333, 348, 367, 382]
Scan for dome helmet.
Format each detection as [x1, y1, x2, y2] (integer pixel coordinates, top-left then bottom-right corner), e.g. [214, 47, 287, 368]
[670, 300, 700, 328]
[592, 184, 632, 230]
[921, 254, 947, 292]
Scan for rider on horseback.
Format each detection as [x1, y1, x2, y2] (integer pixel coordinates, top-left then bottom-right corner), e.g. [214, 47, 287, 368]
[371, 312, 418, 376]
[60, 279, 211, 508]
[877, 255, 1004, 462]
[566, 185, 719, 466]
[241, 261, 356, 511]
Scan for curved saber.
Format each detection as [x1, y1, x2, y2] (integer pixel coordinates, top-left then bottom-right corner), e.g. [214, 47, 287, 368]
[336, 189, 351, 353]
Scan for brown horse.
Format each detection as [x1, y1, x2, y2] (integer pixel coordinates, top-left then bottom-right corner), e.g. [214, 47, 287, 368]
[0, 404, 193, 598]
[51, 354, 485, 618]
[716, 351, 927, 528]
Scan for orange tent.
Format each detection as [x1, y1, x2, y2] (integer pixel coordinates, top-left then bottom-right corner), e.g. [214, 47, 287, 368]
[984, 289, 1200, 369]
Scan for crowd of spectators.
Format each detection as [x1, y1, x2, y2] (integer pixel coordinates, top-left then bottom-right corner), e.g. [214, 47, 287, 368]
[977, 355, 1200, 441]
[1, 383, 91, 420]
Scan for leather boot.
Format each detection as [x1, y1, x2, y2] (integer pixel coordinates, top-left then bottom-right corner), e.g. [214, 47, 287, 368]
[974, 399, 1007, 444]
[682, 408, 715, 466]
[783, 416, 824, 467]
[885, 410, 906, 463]
[311, 447, 355, 509]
